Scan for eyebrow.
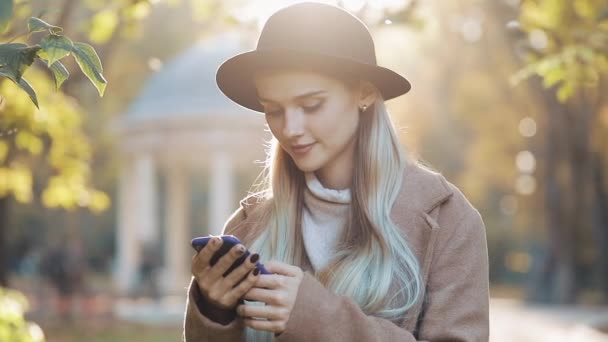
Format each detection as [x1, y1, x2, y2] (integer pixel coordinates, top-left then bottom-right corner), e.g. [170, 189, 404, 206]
[257, 90, 327, 104]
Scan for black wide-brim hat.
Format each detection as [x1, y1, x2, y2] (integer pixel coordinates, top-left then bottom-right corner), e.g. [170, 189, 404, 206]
[216, 2, 411, 113]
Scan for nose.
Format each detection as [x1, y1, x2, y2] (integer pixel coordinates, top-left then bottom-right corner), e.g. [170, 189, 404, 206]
[282, 108, 305, 138]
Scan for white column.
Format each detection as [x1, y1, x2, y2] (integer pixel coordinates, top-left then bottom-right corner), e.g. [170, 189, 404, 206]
[162, 166, 190, 295]
[208, 151, 235, 235]
[134, 154, 159, 243]
[115, 159, 140, 294]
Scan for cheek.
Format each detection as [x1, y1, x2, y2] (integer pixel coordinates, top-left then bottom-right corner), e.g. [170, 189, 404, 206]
[314, 107, 359, 146]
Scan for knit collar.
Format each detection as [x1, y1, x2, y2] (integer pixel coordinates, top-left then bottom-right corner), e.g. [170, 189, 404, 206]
[304, 172, 351, 204]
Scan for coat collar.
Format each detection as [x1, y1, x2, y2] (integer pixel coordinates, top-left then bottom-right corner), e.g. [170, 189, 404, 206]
[239, 160, 454, 219]
[393, 160, 454, 215]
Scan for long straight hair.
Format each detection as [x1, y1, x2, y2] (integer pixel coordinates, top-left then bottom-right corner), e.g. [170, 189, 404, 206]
[244, 82, 425, 342]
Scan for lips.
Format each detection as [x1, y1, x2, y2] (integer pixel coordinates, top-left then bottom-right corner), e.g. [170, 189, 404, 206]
[291, 142, 315, 154]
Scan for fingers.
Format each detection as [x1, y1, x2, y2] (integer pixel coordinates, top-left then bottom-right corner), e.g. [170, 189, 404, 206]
[237, 303, 289, 321]
[243, 317, 287, 333]
[190, 235, 265, 310]
[206, 243, 247, 280]
[253, 274, 291, 289]
[191, 236, 223, 278]
[242, 287, 283, 305]
[224, 253, 260, 286]
[191, 237, 246, 289]
[221, 267, 261, 306]
[264, 260, 303, 278]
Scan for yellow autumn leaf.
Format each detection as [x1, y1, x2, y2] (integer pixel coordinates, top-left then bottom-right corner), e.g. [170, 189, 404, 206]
[15, 131, 43, 155]
[89, 10, 118, 44]
[42, 179, 75, 208]
[8, 165, 33, 203]
[89, 190, 110, 213]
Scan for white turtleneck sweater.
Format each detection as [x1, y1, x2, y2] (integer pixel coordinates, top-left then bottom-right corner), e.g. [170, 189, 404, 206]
[302, 172, 352, 272]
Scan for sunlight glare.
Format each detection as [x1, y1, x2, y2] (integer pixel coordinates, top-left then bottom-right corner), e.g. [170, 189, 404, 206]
[341, 0, 366, 12]
[232, 0, 413, 28]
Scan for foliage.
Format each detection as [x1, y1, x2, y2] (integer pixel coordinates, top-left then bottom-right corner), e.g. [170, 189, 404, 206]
[511, 0, 608, 101]
[0, 70, 109, 211]
[0, 0, 109, 211]
[0, 0, 107, 108]
[0, 287, 45, 342]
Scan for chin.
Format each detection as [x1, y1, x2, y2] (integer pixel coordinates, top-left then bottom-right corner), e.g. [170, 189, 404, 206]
[291, 157, 324, 173]
[287, 148, 330, 172]
[292, 162, 320, 173]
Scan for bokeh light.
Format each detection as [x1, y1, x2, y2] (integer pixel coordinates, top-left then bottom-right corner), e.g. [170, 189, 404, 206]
[516, 150, 536, 174]
[518, 117, 537, 137]
[516, 174, 537, 195]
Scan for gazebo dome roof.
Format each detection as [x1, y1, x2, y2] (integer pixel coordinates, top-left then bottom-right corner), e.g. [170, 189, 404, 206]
[122, 31, 257, 125]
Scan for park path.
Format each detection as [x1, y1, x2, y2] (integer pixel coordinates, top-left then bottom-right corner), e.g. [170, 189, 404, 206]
[490, 298, 608, 342]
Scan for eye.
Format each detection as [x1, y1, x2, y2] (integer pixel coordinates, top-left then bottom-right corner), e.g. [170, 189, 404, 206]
[302, 100, 324, 113]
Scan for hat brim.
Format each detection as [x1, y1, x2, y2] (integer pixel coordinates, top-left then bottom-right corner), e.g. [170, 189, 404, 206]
[216, 48, 411, 113]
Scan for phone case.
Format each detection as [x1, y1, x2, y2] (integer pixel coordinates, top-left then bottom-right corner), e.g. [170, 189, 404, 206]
[191, 235, 272, 275]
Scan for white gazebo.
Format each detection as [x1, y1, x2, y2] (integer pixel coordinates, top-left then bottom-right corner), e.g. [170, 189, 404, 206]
[113, 32, 266, 297]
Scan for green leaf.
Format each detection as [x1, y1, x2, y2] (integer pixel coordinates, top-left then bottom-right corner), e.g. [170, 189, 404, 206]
[0, 65, 10, 77]
[40, 34, 73, 66]
[38, 57, 69, 90]
[17, 77, 39, 109]
[49, 60, 69, 90]
[0, 0, 13, 33]
[27, 17, 63, 34]
[1, 67, 40, 108]
[71, 42, 106, 96]
[0, 43, 41, 82]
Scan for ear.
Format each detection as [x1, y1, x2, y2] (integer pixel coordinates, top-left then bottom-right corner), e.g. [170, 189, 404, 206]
[357, 80, 377, 109]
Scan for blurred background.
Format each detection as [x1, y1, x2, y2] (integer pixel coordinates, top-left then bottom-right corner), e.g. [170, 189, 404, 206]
[1, 0, 607, 341]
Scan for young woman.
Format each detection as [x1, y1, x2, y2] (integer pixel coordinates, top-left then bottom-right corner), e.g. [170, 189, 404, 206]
[184, 2, 489, 341]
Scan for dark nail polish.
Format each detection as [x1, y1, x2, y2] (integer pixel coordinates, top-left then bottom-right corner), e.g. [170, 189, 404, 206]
[250, 253, 259, 263]
[253, 268, 260, 276]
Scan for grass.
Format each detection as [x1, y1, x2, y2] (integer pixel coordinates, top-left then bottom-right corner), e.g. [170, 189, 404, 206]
[39, 318, 181, 342]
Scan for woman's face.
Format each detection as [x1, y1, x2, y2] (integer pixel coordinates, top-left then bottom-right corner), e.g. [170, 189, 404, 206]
[254, 69, 364, 186]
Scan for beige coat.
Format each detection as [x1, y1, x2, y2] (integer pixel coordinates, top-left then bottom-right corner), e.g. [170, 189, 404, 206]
[183, 161, 490, 341]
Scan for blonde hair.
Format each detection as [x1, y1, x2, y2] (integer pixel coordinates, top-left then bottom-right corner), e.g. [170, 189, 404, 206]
[244, 82, 424, 342]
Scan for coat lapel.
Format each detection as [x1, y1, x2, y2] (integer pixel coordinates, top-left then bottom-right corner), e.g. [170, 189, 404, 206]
[389, 162, 454, 331]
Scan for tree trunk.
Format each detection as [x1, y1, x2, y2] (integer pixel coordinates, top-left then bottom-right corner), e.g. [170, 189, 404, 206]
[0, 197, 9, 286]
[593, 152, 608, 302]
[558, 90, 595, 303]
[526, 81, 583, 304]
[536, 84, 569, 302]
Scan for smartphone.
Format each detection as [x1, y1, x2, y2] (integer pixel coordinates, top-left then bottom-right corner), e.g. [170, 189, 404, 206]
[191, 235, 272, 276]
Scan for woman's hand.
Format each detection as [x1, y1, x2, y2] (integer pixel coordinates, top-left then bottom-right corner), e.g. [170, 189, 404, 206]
[236, 260, 304, 334]
[191, 236, 261, 310]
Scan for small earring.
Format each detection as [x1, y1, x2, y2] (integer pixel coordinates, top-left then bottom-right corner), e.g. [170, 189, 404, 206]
[360, 104, 367, 112]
